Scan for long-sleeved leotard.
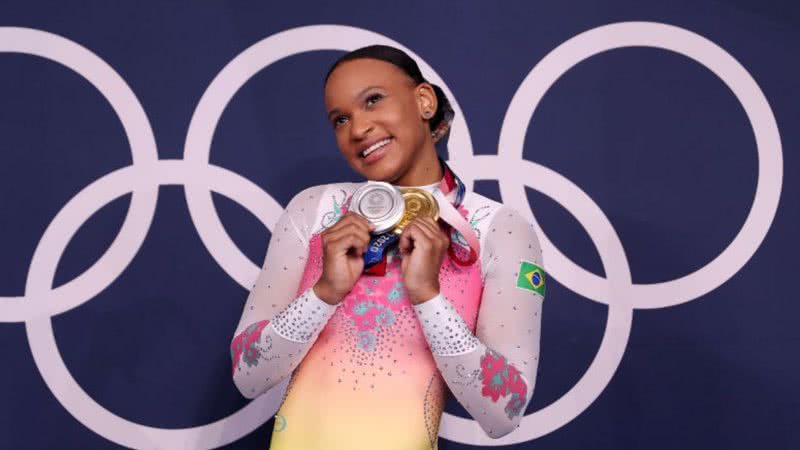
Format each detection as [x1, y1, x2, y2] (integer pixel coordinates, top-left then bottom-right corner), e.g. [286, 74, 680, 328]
[230, 180, 544, 449]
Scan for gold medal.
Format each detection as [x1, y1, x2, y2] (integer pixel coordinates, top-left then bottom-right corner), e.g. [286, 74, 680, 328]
[392, 188, 440, 235]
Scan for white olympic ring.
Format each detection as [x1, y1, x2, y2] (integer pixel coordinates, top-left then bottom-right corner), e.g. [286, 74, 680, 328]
[0, 21, 782, 449]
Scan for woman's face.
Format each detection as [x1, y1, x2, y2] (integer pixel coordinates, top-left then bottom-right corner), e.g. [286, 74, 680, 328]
[324, 58, 436, 182]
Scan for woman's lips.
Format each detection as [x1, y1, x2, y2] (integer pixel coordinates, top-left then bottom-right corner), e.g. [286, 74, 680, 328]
[362, 139, 393, 165]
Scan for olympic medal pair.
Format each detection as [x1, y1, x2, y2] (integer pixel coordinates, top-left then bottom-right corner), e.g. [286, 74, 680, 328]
[350, 181, 439, 234]
[349, 181, 439, 272]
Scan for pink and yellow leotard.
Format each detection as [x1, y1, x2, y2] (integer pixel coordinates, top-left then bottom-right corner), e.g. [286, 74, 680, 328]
[230, 179, 544, 449]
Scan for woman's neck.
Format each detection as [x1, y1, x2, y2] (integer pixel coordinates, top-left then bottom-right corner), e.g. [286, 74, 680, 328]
[391, 145, 443, 187]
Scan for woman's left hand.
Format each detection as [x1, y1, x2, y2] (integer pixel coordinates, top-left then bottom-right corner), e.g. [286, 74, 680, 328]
[398, 217, 450, 304]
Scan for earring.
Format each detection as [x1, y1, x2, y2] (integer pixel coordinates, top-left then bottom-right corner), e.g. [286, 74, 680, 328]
[423, 110, 432, 118]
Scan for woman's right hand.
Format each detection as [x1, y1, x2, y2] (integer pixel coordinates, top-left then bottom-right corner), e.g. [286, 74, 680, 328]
[313, 212, 374, 305]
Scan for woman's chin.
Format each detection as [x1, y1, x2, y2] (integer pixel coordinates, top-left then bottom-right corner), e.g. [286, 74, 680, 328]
[363, 168, 395, 182]
[359, 155, 403, 181]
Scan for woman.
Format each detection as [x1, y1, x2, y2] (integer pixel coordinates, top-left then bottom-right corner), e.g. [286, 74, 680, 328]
[230, 45, 545, 450]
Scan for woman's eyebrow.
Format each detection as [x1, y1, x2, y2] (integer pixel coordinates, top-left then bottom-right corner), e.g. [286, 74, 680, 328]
[355, 85, 383, 99]
[327, 108, 342, 121]
[327, 85, 385, 119]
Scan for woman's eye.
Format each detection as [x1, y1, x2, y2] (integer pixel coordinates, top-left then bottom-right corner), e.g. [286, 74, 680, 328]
[365, 93, 383, 107]
[333, 116, 348, 128]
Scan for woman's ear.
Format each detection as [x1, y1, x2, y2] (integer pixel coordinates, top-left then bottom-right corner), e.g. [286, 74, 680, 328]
[416, 83, 438, 120]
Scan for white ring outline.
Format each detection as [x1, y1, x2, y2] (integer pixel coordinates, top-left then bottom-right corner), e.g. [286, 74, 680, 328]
[0, 27, 159, 322]
[183, 25, 473, 290]
[0, 29, 289, 450]
[497, 21, 783, 310]
[443, 156, 634, 445]
[26, 162, 294, 449]
[439, 20, 783, 445]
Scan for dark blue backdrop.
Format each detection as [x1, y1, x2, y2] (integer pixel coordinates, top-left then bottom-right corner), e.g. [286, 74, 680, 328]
[1, 1, 797, 449]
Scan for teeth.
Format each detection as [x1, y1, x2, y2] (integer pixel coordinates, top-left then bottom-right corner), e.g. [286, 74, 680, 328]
[361, 138, 391, 157]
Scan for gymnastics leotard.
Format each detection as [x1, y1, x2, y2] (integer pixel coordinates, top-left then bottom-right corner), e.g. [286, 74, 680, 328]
[230, 179, 545, 449]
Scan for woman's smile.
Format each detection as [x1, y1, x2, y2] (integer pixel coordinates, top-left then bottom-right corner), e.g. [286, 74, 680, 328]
[324, 55, 445, 185]
[360, 137, 394, 164]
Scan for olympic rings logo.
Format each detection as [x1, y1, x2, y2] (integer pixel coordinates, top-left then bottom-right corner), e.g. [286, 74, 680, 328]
[0, 22, 783, 449]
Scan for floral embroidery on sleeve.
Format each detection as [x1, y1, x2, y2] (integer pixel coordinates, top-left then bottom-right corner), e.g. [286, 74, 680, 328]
[479, 349, 529, 419]
[320, 189, 351, 230]
[450, 204, 491, 247]
[230, 320, 270, 375]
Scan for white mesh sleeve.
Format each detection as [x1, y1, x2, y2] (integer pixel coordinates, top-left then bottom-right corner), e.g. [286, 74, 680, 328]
[230, 185, 339, 399]
[414, 206, 544, 438]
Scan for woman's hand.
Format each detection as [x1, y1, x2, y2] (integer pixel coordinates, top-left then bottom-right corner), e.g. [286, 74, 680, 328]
[314, 212, 374, 305]
[398, 217, 450, 304]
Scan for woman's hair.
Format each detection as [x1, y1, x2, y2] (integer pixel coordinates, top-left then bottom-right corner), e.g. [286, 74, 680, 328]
[324, 45, 454, 142]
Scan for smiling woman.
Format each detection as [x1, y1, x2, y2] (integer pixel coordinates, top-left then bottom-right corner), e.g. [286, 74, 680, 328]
[229, 45, 545, 450]
[323, 46, 453, 185]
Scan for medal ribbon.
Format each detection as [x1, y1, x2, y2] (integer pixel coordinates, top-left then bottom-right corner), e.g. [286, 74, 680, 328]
[363, 230, 399, 274]
[431, 157, 480, 266]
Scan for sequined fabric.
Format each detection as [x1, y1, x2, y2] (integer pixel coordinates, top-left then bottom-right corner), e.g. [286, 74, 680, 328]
[230, 181, 544, 449]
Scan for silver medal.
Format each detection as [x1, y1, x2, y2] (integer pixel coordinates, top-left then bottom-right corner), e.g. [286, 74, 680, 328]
[350, 181, 405, 234]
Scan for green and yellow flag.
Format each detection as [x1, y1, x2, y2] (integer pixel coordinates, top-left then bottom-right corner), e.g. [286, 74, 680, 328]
[516, 260, 546, 296]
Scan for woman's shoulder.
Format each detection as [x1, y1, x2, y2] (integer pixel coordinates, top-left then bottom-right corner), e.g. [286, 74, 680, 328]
[286, 181, 361, 208]
[460, 190, 506, 229]
[285, 181, 362, 236]
[460, 190, 539, 257]
[461, 190, 533, 225]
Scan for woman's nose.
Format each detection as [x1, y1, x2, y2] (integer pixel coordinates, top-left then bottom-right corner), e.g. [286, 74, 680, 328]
[349, 112, 373, 141]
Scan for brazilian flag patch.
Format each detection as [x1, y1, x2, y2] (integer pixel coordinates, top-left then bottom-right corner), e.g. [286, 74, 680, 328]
[516, 260, 546, 296]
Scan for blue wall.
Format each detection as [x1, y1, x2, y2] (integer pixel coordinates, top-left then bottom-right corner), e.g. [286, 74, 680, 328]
[1, 1, 797, 449]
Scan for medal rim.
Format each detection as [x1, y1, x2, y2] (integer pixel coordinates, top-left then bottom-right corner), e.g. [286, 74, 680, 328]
[350, 181, 405, 234]
[392, 187, 440, 235]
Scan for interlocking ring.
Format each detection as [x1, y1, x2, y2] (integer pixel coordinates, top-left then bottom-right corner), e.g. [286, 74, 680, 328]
[0, 21, 782, 449]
